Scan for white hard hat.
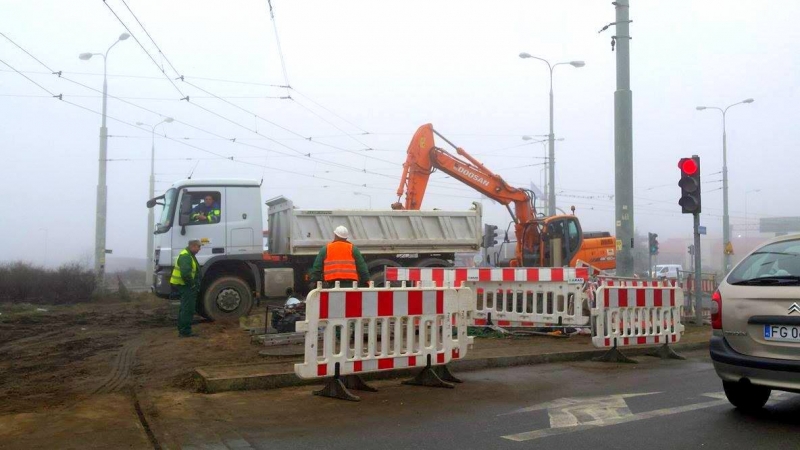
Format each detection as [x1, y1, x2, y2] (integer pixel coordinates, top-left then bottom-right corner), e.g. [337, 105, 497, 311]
[333, 225, 349, 239]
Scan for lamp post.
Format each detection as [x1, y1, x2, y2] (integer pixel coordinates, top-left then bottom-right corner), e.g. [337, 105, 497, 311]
[353, 192, 372, 209]
[744, 189, 761, 243]
[522, 136, 564, 212]
[79, 32, 130, 288]
[136, 118, 174, 286]
[518, 53, 584, 216]
[696, 98, 754, 273]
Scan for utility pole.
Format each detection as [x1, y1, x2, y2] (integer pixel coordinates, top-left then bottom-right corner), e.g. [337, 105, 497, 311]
[80, 33, 129, 289]
[137, 118, 173, 287]
[607, 0, 634, 276]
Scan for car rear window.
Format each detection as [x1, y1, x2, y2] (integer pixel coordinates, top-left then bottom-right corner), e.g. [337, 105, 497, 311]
[728, 239, 800, 284]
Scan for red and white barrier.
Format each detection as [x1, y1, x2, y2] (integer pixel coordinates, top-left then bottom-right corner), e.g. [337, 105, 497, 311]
[385, 267, 589, 287]
[385, 267, 590, 327]
[294, 284, 474, 380]
[591, 281, 684, 348]
[680, 278, 716, 293]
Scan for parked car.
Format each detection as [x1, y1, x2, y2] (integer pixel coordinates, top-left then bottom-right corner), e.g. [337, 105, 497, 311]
[652, 264, 683, 280]
[709, 233, 800, 411]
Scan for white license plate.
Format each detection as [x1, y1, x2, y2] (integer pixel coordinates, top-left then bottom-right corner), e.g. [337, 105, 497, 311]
[764, 325, 800, 342]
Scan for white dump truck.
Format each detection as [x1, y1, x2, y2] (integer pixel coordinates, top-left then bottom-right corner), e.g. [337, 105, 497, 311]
[147, 179, 482, 321]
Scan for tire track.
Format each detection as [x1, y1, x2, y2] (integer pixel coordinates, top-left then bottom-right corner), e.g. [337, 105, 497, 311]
[94, 338, 142, 394]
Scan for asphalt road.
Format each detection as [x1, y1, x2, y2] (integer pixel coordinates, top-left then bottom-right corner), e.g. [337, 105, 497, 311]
[162, 350, 800, 450]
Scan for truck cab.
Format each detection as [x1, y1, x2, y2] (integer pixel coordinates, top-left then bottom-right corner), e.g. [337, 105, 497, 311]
[149, 179, 264, 320]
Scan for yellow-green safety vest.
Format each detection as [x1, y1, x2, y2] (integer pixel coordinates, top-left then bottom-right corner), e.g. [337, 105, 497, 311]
[170, 248, 198, 285]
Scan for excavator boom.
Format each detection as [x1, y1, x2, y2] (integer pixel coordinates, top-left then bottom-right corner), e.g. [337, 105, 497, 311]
[394, 124, 616, 270]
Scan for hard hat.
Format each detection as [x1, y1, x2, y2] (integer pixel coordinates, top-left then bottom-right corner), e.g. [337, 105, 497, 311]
[333, 225, 349, 239]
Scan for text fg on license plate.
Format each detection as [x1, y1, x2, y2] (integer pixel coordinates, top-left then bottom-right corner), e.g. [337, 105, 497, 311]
[764, 325, 800, 343]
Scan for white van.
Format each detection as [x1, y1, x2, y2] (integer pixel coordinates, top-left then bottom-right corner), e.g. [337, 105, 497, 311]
[652, 264, 683, 280]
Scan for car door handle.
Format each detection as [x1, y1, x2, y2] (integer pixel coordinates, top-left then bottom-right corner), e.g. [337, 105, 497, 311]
[212, 247, 225, 254]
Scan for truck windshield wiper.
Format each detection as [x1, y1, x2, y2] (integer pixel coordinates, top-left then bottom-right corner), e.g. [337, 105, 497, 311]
[731, 276, 800, 286]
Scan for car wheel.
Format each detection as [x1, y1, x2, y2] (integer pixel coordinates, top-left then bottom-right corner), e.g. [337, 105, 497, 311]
[203, 276, 254, 322]
[722, 381, 771, 412]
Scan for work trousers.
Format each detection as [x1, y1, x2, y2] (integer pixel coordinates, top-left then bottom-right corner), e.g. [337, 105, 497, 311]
[174, 284, 198, 336]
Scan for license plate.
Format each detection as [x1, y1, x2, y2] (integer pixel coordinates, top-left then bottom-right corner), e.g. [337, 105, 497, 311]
[764, 325, 800, 342]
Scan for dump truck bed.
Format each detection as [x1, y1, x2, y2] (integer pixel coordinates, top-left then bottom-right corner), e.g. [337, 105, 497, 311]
[266, 196, 482, 256]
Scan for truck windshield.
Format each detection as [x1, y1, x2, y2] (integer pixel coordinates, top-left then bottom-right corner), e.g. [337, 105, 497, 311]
[155, 188, 177, 234]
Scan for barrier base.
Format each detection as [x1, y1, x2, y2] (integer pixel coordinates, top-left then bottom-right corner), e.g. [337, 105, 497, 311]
[434, 364, 463, 384]
[313, 377, 361, 402]
[341, 374, 378, 392]
[646, 343, 686, 360]
[592, 346, 638, 364]
[403, 365, 455, 389]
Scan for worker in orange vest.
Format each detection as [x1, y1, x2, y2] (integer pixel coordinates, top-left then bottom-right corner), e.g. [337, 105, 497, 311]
[309, 226, 370, 288]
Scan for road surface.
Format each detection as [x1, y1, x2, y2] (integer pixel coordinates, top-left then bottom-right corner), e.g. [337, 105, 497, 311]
[149, 349, 800, 449]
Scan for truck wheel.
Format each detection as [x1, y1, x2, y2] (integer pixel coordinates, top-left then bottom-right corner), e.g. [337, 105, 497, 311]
[367, 259, 402, 287]
[415, 258, 450, 268]
[203, 276, 254, 322]
[195, 300, 210, 319]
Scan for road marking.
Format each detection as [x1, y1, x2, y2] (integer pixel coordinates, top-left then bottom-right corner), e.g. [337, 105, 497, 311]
[502, 392, 728, 442]
[506, 393, 659, 428]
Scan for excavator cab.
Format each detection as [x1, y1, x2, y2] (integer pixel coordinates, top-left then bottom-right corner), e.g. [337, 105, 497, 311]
[537, 215, 583, 267]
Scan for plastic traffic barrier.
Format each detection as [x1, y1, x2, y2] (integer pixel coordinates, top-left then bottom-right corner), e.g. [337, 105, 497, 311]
[294, 282, 474, 401]
[385, 267, 589, 327]
[591, 280, 685, 362]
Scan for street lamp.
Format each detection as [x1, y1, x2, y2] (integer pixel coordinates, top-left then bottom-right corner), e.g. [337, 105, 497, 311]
[696, 98, 754, 272]
[353, 192, 372, 209]
[744, 189, 761, 243]
[519, 53, 585, 216]
[136, 117, 174, 286]
[79, 32, 130, 287]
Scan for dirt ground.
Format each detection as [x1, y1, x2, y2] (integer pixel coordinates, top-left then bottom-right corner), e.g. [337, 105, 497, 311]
[0, 296, 711, 449]
[0, 295, 269, 416]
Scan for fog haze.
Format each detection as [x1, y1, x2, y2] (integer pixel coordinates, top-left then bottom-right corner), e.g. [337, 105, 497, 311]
[2, 0, 798, 269]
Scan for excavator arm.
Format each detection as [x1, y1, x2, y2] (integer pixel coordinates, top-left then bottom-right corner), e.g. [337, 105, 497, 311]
[393, 124, 549, 266]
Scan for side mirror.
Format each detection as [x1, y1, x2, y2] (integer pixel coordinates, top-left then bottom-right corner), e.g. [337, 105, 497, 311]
[146, 198, 157, 208]
[179, 213, 191, 227]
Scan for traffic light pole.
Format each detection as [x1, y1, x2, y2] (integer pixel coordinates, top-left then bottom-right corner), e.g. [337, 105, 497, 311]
[693, 212, 703, 325]
[613, 0, 634, 277]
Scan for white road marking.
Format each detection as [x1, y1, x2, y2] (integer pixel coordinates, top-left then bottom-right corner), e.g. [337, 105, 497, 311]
[502, 392, 729, 442]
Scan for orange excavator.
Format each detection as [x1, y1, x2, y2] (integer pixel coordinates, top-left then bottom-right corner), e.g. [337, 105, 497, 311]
[392, 123, 616, 270]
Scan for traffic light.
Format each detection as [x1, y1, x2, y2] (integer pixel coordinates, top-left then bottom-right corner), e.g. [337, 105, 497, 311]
[648, 232, 659, 256]
[678, 155, 701, 214]
[688, 244, 695, 256]
[482, 224, 499, 248]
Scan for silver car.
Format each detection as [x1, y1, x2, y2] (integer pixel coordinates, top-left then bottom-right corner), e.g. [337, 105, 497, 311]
[710, 234, 800, 411]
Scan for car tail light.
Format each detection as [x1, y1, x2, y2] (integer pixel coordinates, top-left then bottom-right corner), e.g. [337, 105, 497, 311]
[711, 290, 722, 329]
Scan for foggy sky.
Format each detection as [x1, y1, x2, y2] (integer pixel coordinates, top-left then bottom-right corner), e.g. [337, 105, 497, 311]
[2, 0, 798, 268]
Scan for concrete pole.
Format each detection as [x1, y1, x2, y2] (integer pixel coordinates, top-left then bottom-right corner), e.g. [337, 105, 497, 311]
[614, 0, 634, 276]
[548, 76, 556, 216]
[146, 129, 156, 286]
[94, 56, 109, 288]
[722, 112, 730, 273]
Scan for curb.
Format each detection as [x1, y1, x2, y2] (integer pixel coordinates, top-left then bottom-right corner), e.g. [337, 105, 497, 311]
[196, 340, 710, 394]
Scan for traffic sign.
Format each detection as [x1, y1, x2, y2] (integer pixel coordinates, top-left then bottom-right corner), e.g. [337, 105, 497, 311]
[699, 226, 706, 235]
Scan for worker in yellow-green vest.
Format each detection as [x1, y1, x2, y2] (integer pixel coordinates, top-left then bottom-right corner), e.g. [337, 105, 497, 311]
[170, 240, 202, 337]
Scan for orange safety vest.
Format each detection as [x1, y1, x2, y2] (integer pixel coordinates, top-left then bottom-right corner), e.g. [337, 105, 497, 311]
[323, 241, 358, 281]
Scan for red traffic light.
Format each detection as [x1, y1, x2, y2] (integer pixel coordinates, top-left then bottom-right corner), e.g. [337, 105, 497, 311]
[679, 158, 698, 175]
